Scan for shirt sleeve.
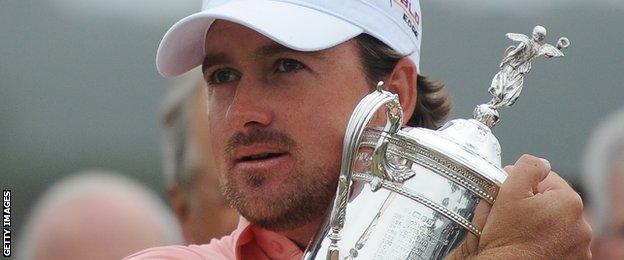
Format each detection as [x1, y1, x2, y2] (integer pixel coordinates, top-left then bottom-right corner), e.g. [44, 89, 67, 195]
[124, 219, 246, 260]
[123, 241, 236, 260]
[124, 245, 208, 260]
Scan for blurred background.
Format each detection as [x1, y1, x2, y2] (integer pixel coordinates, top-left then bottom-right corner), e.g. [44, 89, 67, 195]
[2, 0, 623, 245]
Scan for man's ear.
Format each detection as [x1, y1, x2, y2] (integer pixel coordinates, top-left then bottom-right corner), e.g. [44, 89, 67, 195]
[384, 57, 418, 124]
[167, 184, 192, 240]
[590, 237, 605, 260]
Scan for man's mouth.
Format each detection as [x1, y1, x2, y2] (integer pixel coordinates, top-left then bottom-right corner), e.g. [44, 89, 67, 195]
[239, 152, 285, 162]
[232, 146, 293, 172]
[232, 151, 293, 184]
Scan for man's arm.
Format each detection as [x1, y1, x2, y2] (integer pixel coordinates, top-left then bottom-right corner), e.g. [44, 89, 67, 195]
[448, 154, 592, 259]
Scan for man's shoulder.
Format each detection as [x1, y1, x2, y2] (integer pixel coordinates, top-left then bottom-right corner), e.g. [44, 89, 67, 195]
[124, 236, 238, 260]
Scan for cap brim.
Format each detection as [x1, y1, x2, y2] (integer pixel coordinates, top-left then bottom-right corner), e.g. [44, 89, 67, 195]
[156, 0, 364, 77]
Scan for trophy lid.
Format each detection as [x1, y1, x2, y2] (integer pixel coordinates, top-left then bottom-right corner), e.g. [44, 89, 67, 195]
[399, 25, 570, 186]
[403, 25, 570, 185]
[400, 120, 507, 186]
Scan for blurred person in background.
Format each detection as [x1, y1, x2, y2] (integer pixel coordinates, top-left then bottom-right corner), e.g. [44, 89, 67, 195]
[161, 73, 239, 244]
[582, 106, 624, 260]
[17, 170, 182, 260]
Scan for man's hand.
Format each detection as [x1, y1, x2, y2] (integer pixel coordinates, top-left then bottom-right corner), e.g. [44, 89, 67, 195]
[448, 154, 592, 259]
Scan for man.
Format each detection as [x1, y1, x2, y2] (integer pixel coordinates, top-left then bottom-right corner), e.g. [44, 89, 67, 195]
[162, 74, 239, 244]
[582, 106, 624, 259]
[128, 0, 591, 258]
[18, 171, 182, 260]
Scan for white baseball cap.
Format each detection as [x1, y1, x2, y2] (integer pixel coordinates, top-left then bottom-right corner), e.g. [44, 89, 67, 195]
[157, 0, 422, 77]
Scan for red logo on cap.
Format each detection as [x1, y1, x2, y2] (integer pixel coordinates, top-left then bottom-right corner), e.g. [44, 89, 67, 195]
[397, 0, 420, 26]
[390, 0, 420, 38]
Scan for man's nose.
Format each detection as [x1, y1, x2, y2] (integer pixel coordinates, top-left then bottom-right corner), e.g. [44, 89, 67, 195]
[225, 77, 273, 130]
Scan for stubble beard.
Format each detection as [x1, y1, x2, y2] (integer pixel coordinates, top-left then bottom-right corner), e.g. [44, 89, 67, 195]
[221, 127, 339, 231]
[222, 163, 338, 231]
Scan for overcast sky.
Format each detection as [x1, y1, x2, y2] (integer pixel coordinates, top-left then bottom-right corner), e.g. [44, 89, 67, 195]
[437, 0, 624, 12]
[50, 0, 624, 25]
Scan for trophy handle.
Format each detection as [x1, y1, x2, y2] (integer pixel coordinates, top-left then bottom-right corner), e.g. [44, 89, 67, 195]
[326, 82, 403, 259]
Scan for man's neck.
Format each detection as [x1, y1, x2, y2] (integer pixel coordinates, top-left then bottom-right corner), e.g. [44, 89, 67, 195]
[278, 218, 323, 250]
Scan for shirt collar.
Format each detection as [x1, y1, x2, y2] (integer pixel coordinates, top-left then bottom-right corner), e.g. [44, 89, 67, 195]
[234, 217, 303, 260]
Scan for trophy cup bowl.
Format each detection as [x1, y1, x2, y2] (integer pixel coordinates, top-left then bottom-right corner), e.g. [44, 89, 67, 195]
[303, 26, 570, 260]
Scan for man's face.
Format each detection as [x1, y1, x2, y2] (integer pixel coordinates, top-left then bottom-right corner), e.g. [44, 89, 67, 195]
[203, 21, 371, 231]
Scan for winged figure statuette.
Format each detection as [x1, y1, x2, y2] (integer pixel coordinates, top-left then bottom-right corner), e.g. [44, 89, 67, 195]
[488, 25, 570, 109]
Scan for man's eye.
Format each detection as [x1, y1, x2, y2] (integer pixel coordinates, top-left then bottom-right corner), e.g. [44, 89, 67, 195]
[209, 69, 240, 84]
[276, 59, 305, 73]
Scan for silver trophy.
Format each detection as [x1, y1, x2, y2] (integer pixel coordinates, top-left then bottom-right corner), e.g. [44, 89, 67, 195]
[303, 26, 570, 260]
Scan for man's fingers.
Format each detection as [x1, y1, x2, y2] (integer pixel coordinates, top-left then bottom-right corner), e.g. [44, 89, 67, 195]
[467, 200, 491, 249]
[445, 200, 492, 259]
[500, 154, 551, 200]
[536, 170, 570, 193]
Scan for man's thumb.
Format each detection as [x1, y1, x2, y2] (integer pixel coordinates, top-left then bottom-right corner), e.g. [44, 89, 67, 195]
[499, 154, 551, 200]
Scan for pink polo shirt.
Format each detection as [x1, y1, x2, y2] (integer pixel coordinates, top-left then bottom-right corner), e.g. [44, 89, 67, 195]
[125, 218, 303, 260]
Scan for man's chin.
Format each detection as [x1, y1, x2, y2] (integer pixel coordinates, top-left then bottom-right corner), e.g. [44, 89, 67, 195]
[231, 192, 329, 232]
[238, 203, 311, 231]
[244, 217, 294, 231]
[222, 166, 338, 231]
